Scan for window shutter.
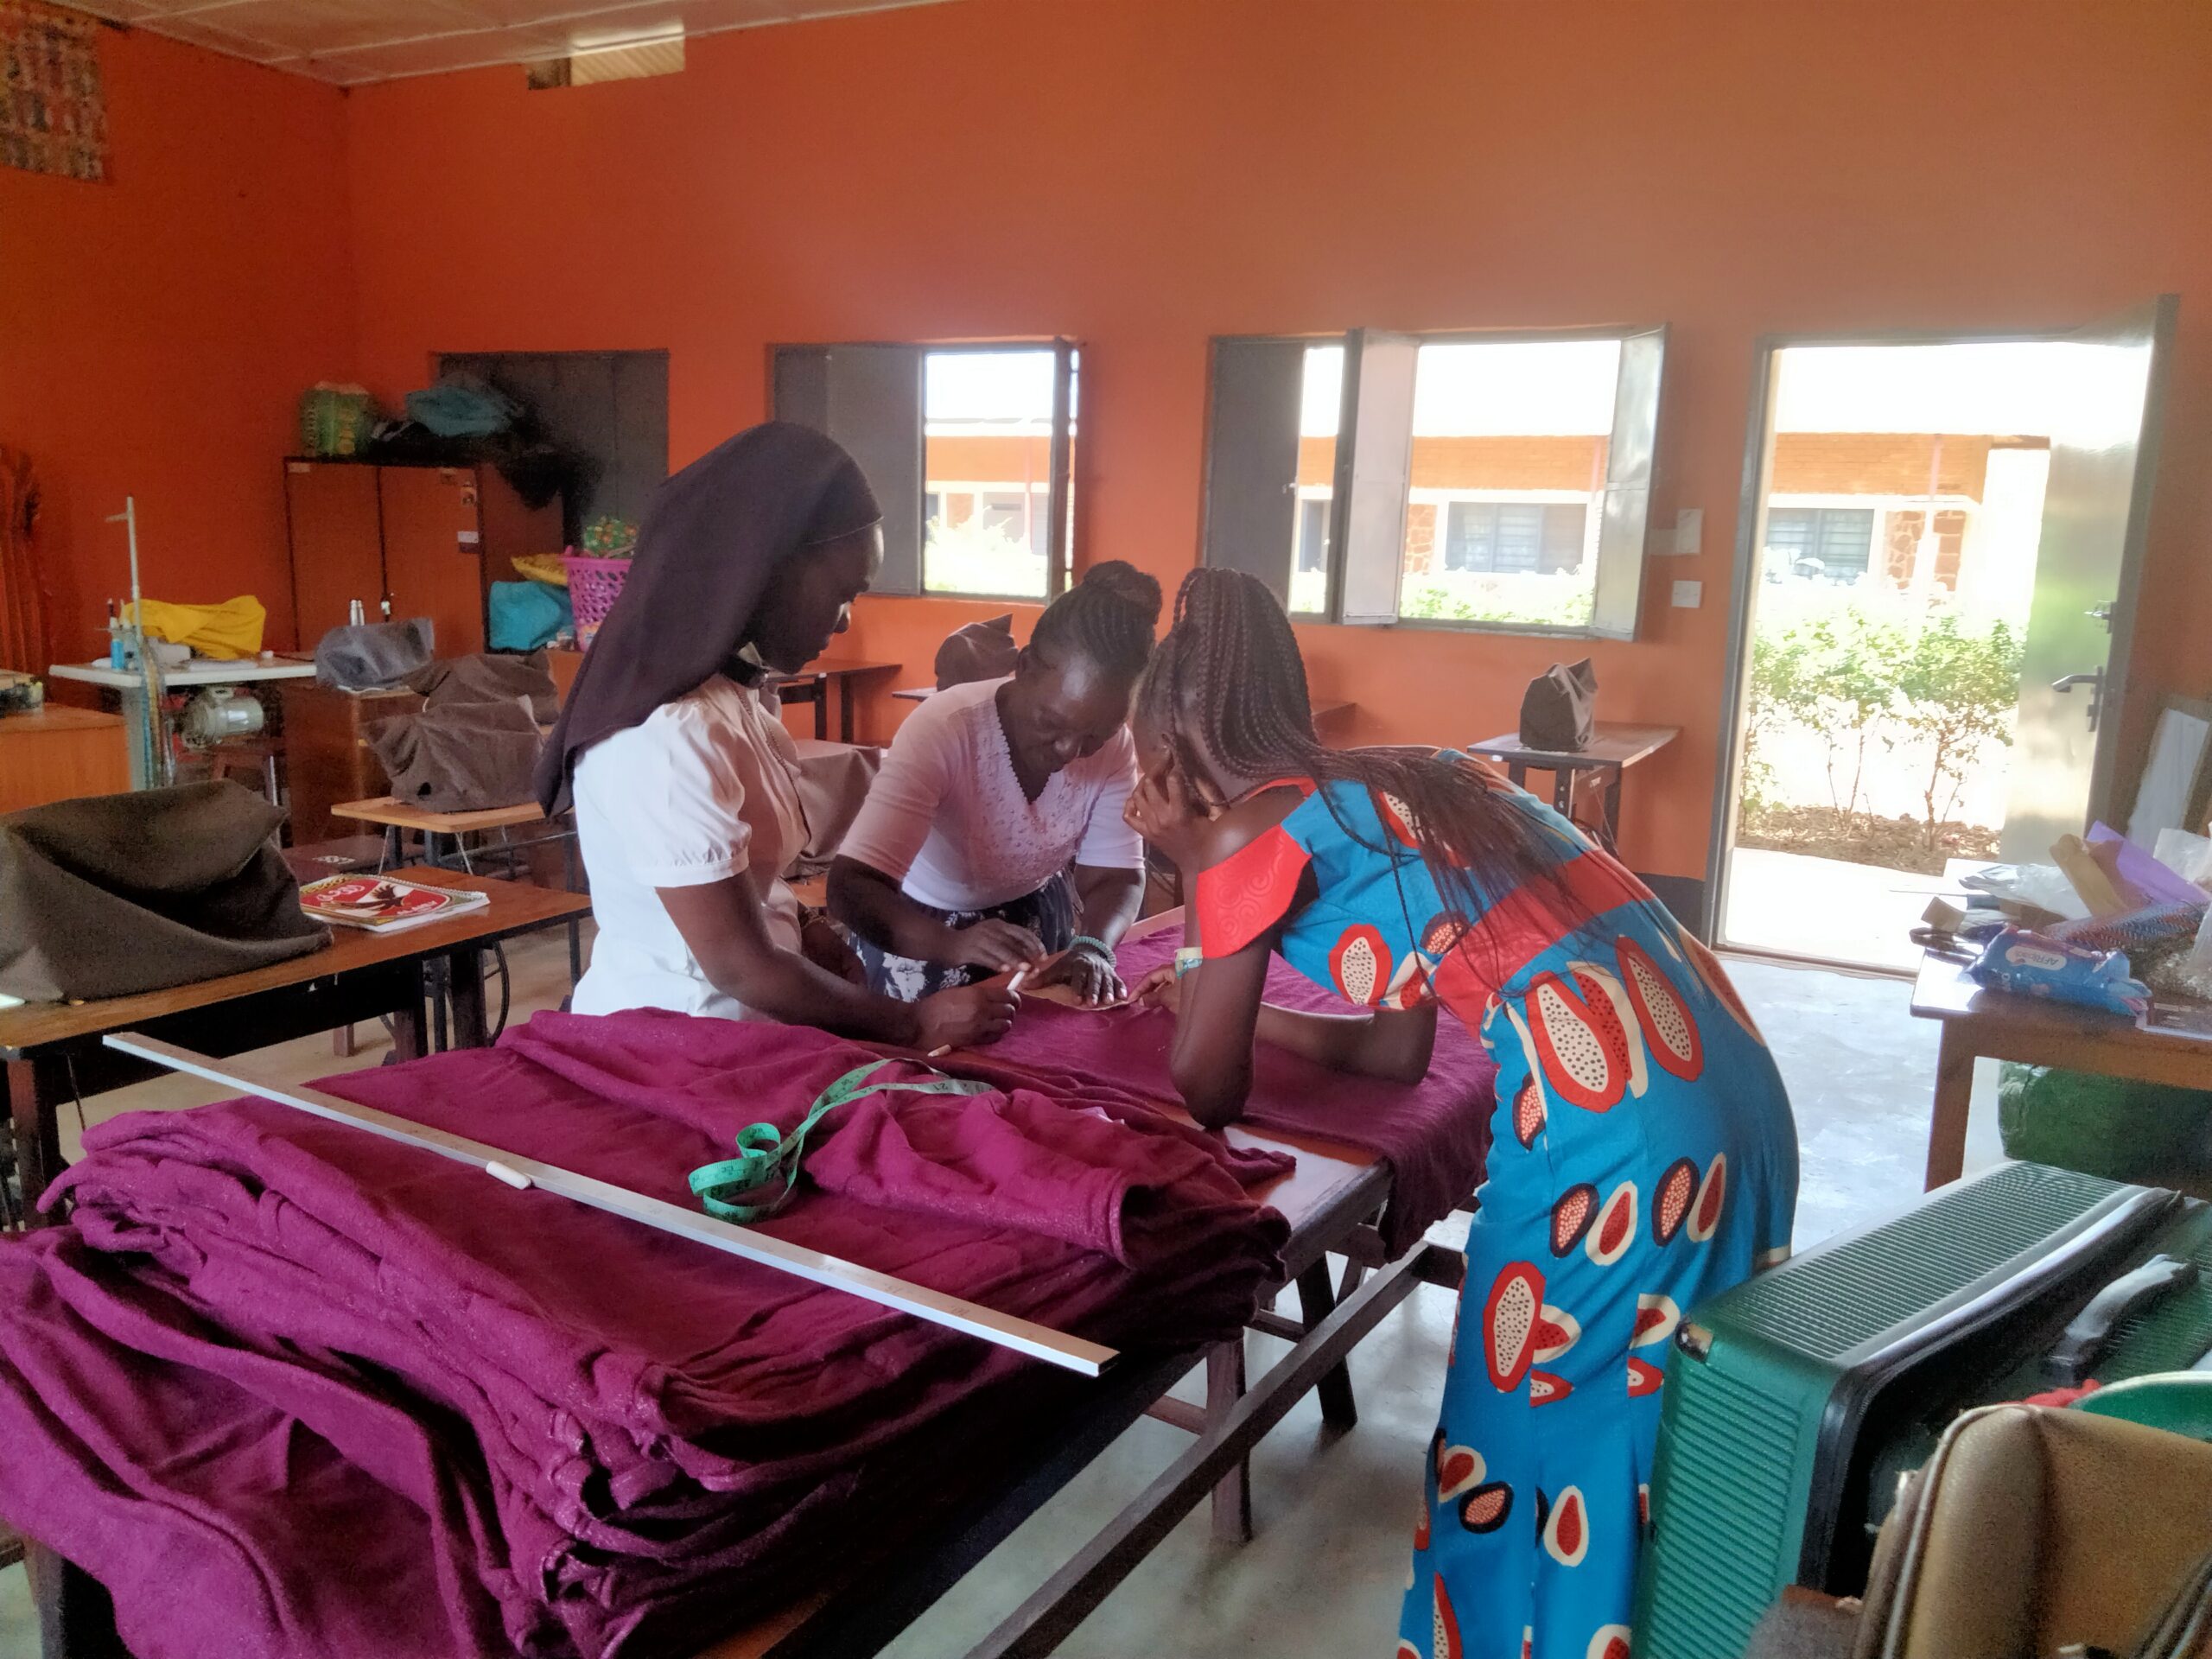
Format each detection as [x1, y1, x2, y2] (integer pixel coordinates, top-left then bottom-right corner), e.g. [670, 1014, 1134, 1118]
[1200, 337, 1309, 608]
[772, 344, 925, 596]
[1331, 328, 1420, 627]
[1587, 324, 1667, 640]
[1046, 338, 1077, 599]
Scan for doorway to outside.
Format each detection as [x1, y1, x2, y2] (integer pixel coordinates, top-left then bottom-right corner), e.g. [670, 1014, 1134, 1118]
[1714, 310, 2171, 972]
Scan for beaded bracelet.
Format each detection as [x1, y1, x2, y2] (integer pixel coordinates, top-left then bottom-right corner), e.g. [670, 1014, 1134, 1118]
[1068, 934, 1115, 962]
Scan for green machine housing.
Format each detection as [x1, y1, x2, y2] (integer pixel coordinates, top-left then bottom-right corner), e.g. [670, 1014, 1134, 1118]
[1635, 1162, 2212, 1659]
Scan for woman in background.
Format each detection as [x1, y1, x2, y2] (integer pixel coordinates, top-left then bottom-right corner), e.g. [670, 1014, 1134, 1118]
[829, 563, 1160, 1007]
[537, 422, 1015, 1054]
[1124, 569, 1797, 1659]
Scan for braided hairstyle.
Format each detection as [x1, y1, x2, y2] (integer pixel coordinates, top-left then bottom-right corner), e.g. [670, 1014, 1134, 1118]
[1136, 568, 1583, 970]
[1028, 560, 1164, 684]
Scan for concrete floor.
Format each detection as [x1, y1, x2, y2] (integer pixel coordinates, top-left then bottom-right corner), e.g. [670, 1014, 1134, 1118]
[0, 932, 1996, 1658]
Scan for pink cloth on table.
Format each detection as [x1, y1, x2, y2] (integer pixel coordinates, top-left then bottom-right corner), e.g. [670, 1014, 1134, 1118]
[975, 929, 1497, 1256]
[0, 1010, 1290, 1659]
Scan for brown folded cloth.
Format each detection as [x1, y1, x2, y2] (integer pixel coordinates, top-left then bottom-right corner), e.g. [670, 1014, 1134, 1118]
[0, 783, 326, 1003]
[934, 614, 1017, 690]
[370, 698, 543, 814]
[405, 650, 558, 724]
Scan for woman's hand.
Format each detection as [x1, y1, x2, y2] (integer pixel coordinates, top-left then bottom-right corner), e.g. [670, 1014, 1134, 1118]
[1123, 766, 1211, 872]
[799, 912, 865, 986]
[1031, 944, 1127, 1007]
[1133, 963, 1182, 1014]
[914, 981, 1020, 1052]
[945, 918, 1048, 973]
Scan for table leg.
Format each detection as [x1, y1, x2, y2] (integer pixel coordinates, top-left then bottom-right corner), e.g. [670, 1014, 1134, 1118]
[839, 680, 856, 744]
[27, 1540, 130, 1659]
[1297, 1256, 1358, 1429]
[1551, 767, 1573, 815]
[1205, 1338, 1253, 1543]
[1507, 761, 1529, 791]
[812, 682, 828, 741]
[6, 1055, 68, 1230]
[446, 949, 489, 1049]
[428, 957, 450, 1053]
[1924, 1027, 1976, 1190]
[393, 975, 429, 1064]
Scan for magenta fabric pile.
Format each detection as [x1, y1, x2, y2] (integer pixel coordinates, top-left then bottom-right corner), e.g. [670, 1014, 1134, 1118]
[0, 1011, 1290, 1659]
[973, 931, 1497, 1256]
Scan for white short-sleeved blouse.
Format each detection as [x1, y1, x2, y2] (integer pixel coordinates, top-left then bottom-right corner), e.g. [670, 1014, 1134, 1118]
[570, 675, 807, 1020]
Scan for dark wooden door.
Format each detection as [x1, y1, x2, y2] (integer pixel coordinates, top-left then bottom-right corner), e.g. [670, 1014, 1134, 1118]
[378, 466, 486, 658]
[283, 461, 383, 651]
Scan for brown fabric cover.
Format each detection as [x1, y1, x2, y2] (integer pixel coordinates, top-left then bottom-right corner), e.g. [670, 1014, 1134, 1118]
[1518, 657, 1598, 752]
[786, 737, 882, 877]
[370, 699, 542, 813]
[933, 613, 1018, 690]
[0, 782, 326, 1002]
[405, 650, 558, 725]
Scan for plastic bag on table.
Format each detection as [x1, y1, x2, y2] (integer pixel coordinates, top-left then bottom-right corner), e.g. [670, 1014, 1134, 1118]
[1961, 862, 2091, 922]
[2155, 827, 2212, 891]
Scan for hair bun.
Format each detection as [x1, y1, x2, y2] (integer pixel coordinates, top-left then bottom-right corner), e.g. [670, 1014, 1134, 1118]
[1081, 560, 1164, 626]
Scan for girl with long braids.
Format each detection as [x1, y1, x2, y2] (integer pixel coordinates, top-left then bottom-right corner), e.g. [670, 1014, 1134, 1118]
[1124, 569, 1796, 1659]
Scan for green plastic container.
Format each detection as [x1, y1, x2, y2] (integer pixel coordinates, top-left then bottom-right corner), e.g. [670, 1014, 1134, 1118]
[299, 385, 375, 457]
[1998, 1062, 2212, 1184]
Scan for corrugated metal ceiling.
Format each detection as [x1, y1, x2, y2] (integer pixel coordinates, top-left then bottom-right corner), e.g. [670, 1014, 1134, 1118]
[69, 0, 962, 86]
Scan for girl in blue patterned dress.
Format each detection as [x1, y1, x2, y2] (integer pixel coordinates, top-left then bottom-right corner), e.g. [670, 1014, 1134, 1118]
[1123, 570, 1797, 1659]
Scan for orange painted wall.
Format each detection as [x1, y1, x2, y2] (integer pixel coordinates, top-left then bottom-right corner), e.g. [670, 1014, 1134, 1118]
[0, 26, 355, 663]
[335, 0, 2212, 880]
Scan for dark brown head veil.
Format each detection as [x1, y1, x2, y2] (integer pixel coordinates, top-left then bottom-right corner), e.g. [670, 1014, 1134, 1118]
[535, 422, 880, 811]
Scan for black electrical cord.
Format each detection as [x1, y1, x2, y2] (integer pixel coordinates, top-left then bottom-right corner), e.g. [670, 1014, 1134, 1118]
[488, 943, 512, 1042]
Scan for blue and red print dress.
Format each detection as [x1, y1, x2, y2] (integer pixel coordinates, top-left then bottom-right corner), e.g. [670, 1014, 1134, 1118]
[1192, 769, 1797, 1659]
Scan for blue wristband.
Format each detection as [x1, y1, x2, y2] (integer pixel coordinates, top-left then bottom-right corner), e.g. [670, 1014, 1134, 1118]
[1173, 947, 1204, 979]
[1069, 934, 1114, 962]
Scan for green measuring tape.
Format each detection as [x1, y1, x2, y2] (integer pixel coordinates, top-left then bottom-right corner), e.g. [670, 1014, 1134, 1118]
[687, 1059, 990, 1224]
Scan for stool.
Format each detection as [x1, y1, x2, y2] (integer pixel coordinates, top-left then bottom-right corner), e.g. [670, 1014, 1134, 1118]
[208, 734, 284, 808]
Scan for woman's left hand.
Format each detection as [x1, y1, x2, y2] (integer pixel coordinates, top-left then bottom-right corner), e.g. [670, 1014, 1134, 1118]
[1133, 963, 1181, 1014]
[1124, 766, 1211, 871]
[1031, 944, 1127, 1007]
[800, 912, 865, 986]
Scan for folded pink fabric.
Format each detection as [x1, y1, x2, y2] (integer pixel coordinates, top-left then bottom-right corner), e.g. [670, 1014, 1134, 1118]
[0, 1010, 1289, 1659]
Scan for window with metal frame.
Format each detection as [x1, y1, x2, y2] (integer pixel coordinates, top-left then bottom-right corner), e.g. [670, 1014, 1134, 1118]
[1200, 326, 1666, 639]
[771, 340, 1077, 601]
[1763, 505, 1874, 578]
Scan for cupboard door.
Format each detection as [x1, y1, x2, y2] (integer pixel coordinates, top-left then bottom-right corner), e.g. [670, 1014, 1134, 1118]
[378, 466, 486, 658]
[284, 461, 383, 650]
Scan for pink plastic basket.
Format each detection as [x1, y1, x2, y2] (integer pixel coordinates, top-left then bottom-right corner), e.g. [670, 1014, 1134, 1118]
[561, 554, 632, 647]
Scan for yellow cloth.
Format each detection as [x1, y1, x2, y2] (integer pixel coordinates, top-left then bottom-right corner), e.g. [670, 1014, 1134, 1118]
[124, 596, 266, 661]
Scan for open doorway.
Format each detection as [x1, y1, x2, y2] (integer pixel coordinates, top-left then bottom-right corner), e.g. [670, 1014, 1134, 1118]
[1713, 304, 2173, 971]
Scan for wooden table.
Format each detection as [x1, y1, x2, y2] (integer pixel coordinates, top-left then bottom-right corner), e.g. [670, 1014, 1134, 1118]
[769, 659, 898, 741]
[0, 869, 590, 1230]
[331, 795, 584, 990]
[681, 909, 1452, 1659]
[1465, 721, 1680, 851]
[0, 707, 129, 814]
[21, 914, 1470, 1659]
[1909, 948, 2212, 1189]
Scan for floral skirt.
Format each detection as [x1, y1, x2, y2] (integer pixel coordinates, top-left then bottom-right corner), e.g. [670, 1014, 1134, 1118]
[855, 868, 1076, 1001]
